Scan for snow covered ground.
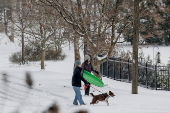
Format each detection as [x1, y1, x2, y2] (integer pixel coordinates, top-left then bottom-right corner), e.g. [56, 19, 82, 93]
[0, 33, 170, 113]
[120, 44, 170, 65]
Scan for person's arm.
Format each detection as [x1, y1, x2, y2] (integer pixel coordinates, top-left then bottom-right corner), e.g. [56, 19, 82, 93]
[81, 76, 88, 84]
[81, 62, 85, 75]
[79, 66, 89, 85]
[74, 67, 88, 84]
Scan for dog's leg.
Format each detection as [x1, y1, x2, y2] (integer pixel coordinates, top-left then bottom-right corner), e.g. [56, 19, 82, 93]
[105, 100, 109, 106]
[90, 100, 94, 105]
[90, 97, 97, 105]
[96, 100, 99, 104]
[90, 101, 95, 105]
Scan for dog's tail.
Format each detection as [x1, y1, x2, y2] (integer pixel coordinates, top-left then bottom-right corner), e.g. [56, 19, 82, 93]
[90, 93, 94, 97]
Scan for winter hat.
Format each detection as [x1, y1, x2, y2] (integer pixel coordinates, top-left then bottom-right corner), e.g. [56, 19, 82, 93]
[75, 60, 81, 66]
[84, 55, 90, 61]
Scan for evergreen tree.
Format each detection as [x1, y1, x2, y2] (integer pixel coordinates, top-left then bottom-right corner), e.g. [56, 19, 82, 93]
[155, 51, 161, 64]
[158, 0, 170, 45]
[123, 0, 168, 45]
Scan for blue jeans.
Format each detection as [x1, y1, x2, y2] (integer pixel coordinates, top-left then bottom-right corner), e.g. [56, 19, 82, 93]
[73, 86, 85, 105]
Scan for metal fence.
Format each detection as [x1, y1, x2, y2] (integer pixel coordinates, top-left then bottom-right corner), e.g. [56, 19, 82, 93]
[100, 58, 170, 91]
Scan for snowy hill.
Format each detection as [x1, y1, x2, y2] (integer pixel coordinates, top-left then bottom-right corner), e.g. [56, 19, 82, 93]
[0, 33, 170, 113]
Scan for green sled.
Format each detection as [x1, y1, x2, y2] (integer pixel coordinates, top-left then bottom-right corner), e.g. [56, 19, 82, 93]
[83, 70, 104, 87]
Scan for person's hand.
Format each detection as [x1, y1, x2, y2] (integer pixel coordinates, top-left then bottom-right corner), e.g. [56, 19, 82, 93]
[84, 84, 89, 90]
[84, 85, 87, 90]
[94, 70, 99, 74]
[86, 83, 90, 86]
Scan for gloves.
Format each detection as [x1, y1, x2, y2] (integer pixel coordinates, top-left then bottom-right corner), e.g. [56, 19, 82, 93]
[84, 85, 87, 90]
[94, 70, 99, 74]
[84, 84, 90, 90]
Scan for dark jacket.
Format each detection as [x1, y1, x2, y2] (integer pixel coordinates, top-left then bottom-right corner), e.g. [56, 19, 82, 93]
[82, 60, 94, 73]
[72, 66, 87, 87]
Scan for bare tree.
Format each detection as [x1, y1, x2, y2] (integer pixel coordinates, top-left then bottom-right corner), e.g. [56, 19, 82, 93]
[0, 0, 11, 35]
[28, 1, 62, 69]
[40, 0, 130, 79]
[9, 0, 35, 64]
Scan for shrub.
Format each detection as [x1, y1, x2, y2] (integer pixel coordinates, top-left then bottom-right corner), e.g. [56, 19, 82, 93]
[9, 52, 22, 63]
[9, 48, 66, 64]
[45, 49, 66, 60]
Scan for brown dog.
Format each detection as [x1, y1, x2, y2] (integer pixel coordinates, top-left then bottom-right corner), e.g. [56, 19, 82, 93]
[90, 91, 115, 106]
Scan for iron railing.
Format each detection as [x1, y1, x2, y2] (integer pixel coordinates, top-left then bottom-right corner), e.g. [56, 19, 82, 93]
[100, 58, 170, 91]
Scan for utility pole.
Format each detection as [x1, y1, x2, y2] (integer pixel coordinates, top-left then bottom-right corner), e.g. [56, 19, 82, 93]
[132, 0, 139, 94]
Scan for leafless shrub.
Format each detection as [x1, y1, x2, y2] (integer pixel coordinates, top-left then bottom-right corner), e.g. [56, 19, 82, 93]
[9, 52, 22, 63]
[9, 47, 66, 64]
[45, 49, 66, 61]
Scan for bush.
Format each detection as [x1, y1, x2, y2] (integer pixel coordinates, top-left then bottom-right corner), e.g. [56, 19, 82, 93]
[9, 52, 22, 63]
[25, 45, 41, 61]
[144, 37, 162, 45]
[45, 49, 66, 60]
[9, 48, 66, 64]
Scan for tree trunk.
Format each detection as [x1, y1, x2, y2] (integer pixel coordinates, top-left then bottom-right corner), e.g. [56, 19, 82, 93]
[132, 0, 139, 94]
[21, 0, 26, 64]
[41, 49, 45, 70]
[93, 57, 102, 79]
[74, 36, 80, 61]
[10, 0, 15, 42]
[4, 8, 8, 35]
[9, 35, 14, 42]
[21, 31, 25, 64]
[41, 41, 45, 70]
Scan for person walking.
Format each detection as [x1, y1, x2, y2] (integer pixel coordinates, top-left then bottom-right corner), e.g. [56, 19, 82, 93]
[82, 54, 99, 96]
[72, 60, 88, 105]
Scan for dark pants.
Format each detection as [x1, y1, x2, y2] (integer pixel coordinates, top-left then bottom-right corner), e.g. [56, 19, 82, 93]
[85, 85, 90, 95]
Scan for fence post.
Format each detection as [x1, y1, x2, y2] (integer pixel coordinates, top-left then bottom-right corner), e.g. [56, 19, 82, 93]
[113, 59, 115, 80]
[146, 62, 148, 88]
[128, 58, 130, 82]
[111, 59, 114, 79]
[155, 65, 157, 90]
[168, 67, 169, 91]
[120, 58, 121, 80]
[108, 60, 109, 78]
[107, 60, 109, 78]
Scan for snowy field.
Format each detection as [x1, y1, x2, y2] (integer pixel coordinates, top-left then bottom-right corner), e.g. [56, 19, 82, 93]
[0, 33, 170, 113]
[120, 44, 170, 65]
